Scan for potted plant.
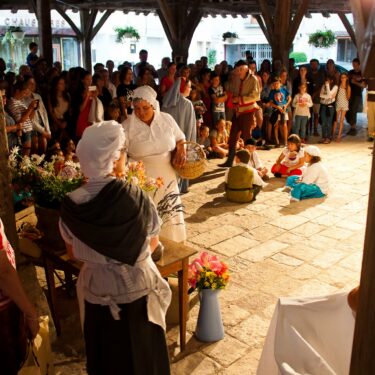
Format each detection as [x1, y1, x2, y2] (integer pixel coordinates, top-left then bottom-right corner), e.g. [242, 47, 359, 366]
[308, 29, 336, 48]
[222, 31, 239, 43]
[114, 26, 141, 43]
[188, 252, 230, 342]
[8, 26, 25, 41]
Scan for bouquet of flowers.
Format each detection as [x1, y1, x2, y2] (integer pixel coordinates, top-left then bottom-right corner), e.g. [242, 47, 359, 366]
[124, 161, 163, 192]
[9, 147, 83, 209]
[188, 252, 230, 293]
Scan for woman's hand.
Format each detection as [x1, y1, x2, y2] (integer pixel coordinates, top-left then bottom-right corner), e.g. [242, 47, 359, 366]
[25, 312, 40, 339]
[173, 142, 186, 168]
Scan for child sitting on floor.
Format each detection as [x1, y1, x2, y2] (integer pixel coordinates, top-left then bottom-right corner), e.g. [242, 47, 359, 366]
[244, 138, 269, 180]
[197, 125, 212, 156]
[271, 134, 305, 178]
[210, 118, 229, 158]
[285, 145, 329, 202]
[225, 149, 265, 203]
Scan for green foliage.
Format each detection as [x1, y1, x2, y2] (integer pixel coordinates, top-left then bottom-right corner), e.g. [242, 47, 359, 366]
[289, 51, 308, 63]
[7, 26, 24, 33]
[207, 49, 217, 68]
[222, 32, 239, 41]
[114, 26, 140, 42]
[308, 30, 336, 48]
[9, 148, 83, 209]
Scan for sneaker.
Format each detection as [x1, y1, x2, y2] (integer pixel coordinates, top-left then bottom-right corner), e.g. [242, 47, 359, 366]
[274, 172, 282, 178]
[367, 137, 374, 142]
[282, 186, 292, 192]
[290, 197, 300, 202]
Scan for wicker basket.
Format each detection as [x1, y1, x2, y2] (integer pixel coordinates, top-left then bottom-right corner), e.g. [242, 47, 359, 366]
[174, 141, 207, 180]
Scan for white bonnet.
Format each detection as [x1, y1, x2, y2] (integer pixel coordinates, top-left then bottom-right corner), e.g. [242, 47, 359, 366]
[132, 85, 160, 112]
[76, 120, 125, 179]
[304, 145, 321, 157]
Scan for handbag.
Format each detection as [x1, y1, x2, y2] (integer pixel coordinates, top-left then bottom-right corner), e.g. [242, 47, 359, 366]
[19, 316, 55, 375]
[0, 301, 28, 372]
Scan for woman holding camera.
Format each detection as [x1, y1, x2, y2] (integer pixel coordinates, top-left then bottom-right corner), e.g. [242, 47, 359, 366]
[23, 75, 51, 154]
[8, 80, 36, 156]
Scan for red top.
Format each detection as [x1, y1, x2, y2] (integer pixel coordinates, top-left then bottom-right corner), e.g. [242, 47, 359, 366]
[161, 76, 175, 93]
[0, 219, 16, 307]
[76, 97, 92, 139]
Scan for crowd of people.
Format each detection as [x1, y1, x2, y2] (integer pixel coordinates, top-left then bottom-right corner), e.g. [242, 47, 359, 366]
[1, 43, 372, 166]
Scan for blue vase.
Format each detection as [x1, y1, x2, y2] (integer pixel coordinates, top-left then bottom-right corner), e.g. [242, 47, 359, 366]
[195, 289, 224, 342]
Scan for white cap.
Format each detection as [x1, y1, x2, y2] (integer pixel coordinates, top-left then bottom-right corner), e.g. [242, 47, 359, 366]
[304, 145, 321, 157]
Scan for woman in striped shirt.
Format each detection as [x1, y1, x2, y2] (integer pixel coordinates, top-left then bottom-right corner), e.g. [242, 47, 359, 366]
[7, 80, 39, 155]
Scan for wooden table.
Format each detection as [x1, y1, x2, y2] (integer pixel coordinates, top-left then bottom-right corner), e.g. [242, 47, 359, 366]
[41, 238, 197, 351]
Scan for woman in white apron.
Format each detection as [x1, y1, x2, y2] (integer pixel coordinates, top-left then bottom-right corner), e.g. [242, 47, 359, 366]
[122, 86, 187, 242]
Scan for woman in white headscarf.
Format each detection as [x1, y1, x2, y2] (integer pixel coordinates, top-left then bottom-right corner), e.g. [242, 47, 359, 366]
[59, 120, 171, 375]
[122, 85, 187, 242]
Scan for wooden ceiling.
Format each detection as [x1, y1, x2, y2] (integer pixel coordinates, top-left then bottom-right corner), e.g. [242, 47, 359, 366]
[0, 0, 352, 16]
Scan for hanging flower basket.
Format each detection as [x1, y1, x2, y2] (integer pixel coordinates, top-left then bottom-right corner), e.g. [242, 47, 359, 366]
[115, 26, 140, 43]
[11, 31, 25, 41]
[308, 30, 336, 48]
[222, 32, 239, 42]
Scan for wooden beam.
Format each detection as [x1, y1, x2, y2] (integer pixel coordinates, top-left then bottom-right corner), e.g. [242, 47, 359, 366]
[55, 4, 83, 38]
[254, 14, 271, 44]
[91, 10, 114, 40]
[257, 0, 274, 41]
[36, 0, 53, 66]
[287, 0, 310, 47]
[29, 0, 37, 14]
[337, 11, 357, 47]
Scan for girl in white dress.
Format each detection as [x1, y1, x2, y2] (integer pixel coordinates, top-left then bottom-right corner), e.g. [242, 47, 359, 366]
[122, 86, 187, 242]
[333, 72, 351, 142]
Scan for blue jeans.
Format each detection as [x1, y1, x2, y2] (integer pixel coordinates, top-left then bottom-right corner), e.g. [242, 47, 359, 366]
[320, 105, 335, 139]
[286, 175, 325, 200]
[292, 115, 309, 139]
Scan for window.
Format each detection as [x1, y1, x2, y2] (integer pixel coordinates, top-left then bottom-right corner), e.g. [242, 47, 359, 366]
[337, 38, 357, 63]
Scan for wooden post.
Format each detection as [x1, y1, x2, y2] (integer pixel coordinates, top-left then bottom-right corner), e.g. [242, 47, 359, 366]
[80, 10, 98, 72]
[0, 94, 20, 261]
[36, 0, 53, 67]
[349, 1, 375, 372]
[157, 0, 203, 63]
[337, 12, 357, 47]
[257, 0, 309, 67]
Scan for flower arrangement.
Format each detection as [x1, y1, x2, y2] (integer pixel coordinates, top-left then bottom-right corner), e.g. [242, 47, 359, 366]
[188, 252, 230, 293]
[115, 26, 141, 42]
[308, 30, 336, 48]
[9, 147, 83, 209]
[124, 161, 163, 192]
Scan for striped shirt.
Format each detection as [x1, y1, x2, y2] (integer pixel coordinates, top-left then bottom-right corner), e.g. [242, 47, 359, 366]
[0, 219, 16, 307]
[7, 98, 33, 133]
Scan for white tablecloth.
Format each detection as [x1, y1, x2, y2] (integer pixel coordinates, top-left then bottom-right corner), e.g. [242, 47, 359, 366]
[257, 292, 355, 375]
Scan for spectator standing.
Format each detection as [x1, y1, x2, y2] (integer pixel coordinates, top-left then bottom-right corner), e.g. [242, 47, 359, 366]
[160, 62, 176, 97]
[319, 77, 338, 144]
[157, 57, 171, 82]
[308, 58, 325, 136]
[292, 83, 313, 142]
[133, 49, 158, 79]
[333, 72, 351, 142]
[117, 67, 137, 118]
[26, 42, 39, 69]
[346, 58, 366, 135]
[209, 73, 227, 125]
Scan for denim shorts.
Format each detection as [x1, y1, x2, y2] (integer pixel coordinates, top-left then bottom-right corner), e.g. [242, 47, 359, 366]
[21, 131, 32, 144]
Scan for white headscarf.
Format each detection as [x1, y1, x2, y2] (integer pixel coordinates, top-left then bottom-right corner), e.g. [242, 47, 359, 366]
[162, 77, 182, 109]
[76, 120, 125, 179]
[132, 85, 160, 113]
[304, 145, 321, 157]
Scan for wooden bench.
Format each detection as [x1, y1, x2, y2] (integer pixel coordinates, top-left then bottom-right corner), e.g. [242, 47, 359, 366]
[40, 237, 197, 351]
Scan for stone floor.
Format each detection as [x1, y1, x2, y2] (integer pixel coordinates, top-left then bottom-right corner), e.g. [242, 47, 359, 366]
[49, 115, 372, 374]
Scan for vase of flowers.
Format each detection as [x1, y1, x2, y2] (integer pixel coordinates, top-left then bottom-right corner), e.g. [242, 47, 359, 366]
[188, 252, 229, 342]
